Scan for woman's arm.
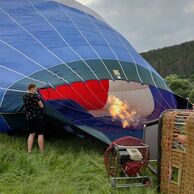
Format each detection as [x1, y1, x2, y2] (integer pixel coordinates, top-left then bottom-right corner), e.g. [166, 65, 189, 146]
[37, 100, 44, 109]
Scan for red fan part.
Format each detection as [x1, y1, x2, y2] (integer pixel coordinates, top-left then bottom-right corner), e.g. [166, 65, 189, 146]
[123, 161, 143, 175]
[104, 136, 149, 176]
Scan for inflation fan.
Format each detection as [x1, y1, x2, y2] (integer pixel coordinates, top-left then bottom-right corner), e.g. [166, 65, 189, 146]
[104, 136, 151, 189]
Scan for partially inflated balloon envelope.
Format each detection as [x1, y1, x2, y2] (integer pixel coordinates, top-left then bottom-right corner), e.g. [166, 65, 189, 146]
[0, 0, 189, 144]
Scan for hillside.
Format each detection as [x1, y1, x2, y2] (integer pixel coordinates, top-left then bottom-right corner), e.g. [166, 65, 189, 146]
[141, 40, 194, 77]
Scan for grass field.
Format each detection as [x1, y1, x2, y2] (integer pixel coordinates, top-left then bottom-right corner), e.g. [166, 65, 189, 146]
[0, 132, 158, 194]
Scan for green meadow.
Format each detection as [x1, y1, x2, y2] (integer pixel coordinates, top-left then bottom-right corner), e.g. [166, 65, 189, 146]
[0, 133, 158, 194]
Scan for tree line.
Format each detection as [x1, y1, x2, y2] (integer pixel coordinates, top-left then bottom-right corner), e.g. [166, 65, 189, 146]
[141, 40, 194, 103]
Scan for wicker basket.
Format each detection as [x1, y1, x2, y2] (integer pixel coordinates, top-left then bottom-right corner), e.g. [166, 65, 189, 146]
[160, 110, 194, 194]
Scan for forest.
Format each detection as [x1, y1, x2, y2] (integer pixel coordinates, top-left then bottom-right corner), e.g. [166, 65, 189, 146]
[141, 40, 194, 103]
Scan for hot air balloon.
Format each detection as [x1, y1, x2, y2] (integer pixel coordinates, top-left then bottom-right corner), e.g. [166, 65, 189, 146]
[0, 0, 190, 144]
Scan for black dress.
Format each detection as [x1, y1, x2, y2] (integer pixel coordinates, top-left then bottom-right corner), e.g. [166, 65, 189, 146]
[23, 93, 44, 135]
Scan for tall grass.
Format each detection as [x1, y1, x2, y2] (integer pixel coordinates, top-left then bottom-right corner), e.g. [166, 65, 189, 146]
[0, 133, 158, 194]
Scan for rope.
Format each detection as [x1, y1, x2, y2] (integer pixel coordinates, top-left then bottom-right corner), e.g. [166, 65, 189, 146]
[109, 27, 173, 109]
[27, 1, 110, 108]
[0, 64, 46, 85]
[0, 7, 105, 110]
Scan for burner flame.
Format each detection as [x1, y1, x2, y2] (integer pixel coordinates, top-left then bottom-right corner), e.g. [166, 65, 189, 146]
[108, 96, 137, 128]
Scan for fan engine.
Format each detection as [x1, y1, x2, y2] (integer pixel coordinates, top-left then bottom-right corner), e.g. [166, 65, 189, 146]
[104, 136, 151, 188]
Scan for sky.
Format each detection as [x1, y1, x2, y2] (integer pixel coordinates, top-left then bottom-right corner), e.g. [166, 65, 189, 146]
[76, 0, 194, 52]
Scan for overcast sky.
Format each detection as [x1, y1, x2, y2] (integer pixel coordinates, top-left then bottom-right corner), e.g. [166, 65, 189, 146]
[76, 0, 194, 52]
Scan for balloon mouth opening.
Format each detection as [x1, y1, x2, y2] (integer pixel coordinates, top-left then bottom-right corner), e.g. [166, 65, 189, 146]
[39, 80, 150, 130]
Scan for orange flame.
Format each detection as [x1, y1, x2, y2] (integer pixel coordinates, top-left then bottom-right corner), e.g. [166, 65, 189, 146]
[108, 96, 137, 128]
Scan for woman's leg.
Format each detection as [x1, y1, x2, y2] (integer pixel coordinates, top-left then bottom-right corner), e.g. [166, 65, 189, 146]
[38, 134, 44, 152]
[28, 133, 35, 153]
